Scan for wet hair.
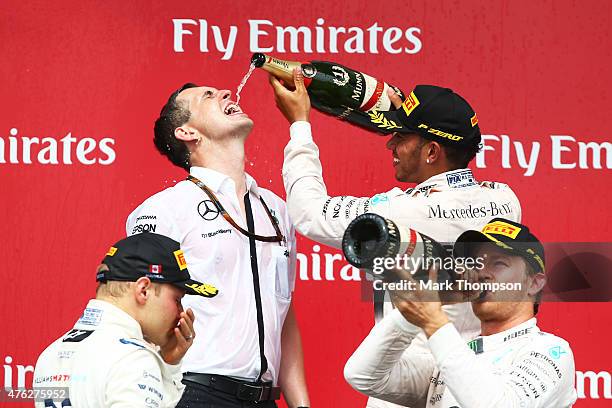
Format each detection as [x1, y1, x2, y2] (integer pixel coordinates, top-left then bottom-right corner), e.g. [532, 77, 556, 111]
[443, 138, 482, 169]
[153, 83, 199, 171]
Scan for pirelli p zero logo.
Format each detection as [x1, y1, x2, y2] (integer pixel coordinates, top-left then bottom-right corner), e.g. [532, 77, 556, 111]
[417, 124, 463, 142]
[402, 91, 420, 117]
[106, 246, 118, 256]
[174, 250, 188, 270]
[482, 221, 521, 239]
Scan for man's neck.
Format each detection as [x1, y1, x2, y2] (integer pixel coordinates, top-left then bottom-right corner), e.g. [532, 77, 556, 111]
[412, 164, 457, 185]
[191, 136, 248, 198]
[480, 313, 533, 336]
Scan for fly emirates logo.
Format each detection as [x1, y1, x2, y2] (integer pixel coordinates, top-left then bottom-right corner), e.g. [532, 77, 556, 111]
[477, 134, 611, 176]
[0, 128, 116, 166]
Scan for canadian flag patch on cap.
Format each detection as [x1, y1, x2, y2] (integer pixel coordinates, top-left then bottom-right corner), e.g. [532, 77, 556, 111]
[149, 264, 162, 274]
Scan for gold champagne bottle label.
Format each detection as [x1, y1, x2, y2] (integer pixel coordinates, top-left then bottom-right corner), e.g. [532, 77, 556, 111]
[252, 54, 302, 85]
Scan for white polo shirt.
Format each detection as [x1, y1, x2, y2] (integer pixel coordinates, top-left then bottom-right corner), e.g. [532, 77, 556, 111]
[126, 167, 296, 383]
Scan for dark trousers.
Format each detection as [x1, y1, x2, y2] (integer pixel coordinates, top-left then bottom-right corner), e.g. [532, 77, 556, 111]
[176, 381, 279, 408]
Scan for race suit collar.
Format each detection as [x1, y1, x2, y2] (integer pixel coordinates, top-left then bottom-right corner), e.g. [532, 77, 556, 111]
[468, 318, 539, 354]
[74, 299, 144, 340]
[409, 168, 478, 197]
[189, 166, 260, 198]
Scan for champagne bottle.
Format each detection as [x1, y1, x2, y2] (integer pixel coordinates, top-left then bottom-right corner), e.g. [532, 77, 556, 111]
[342, 213, 456, 283]
[251, 53, 405, 134]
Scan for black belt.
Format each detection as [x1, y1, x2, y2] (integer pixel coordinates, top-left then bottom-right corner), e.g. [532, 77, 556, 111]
[183, 373, 281, 402]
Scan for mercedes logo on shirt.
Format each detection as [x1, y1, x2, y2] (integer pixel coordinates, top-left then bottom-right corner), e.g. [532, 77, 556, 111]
[197, 200, 221, 221]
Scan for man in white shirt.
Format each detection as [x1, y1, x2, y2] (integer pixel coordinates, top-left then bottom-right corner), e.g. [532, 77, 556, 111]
[344, 218, 577, 407]
[270, 69, 522, 407]
[127, 84, 309, 407]
[34, 232, 218, 408]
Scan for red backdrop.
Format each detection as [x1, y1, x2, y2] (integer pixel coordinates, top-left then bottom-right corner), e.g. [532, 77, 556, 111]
[1, 0, 611, 406]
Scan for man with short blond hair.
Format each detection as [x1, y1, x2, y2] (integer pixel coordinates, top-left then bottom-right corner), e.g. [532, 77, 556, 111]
[34, 233, 218, 408]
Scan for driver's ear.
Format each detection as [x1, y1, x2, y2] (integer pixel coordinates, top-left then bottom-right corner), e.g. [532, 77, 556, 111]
[175, 126, 199, 143]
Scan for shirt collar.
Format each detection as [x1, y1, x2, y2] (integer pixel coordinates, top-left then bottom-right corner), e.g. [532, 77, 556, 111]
[408, 168, 478, 197]
[190, 166, 260, 198]
[467, 318, 539, 354]
[76, 299, 144, 340]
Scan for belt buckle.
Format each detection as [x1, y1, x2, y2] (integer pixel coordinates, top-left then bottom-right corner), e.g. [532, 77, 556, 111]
[237, 383, 265, 401]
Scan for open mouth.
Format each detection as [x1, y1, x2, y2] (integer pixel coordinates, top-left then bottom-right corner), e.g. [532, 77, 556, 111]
[223, 102, 243, 116]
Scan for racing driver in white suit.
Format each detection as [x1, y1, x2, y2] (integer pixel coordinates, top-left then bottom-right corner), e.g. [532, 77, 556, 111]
[269, 70, 522, 407]
[344, 218, 577, 407]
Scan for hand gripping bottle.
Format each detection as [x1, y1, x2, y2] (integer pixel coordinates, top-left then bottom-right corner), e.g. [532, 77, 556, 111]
[252, 53, 405, 134]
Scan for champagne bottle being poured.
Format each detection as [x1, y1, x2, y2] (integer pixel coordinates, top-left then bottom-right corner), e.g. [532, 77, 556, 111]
[251, 53, 405, 135]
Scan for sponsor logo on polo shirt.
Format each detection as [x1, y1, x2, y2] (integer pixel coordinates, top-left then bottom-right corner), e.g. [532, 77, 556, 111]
[197, 200, 220, 221]
[131, 224, 157, 234]
[201, 229, 232, 239]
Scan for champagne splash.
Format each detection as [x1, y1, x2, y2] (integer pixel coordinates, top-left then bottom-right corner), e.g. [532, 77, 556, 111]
[235, 62, 256, 106]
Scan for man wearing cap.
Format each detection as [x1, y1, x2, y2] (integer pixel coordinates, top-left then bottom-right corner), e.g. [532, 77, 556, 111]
[126, 83, 309, 407]
[343, 219, 577, 407]
[270, 70, 521, 407]
[33, 233, 218, 408]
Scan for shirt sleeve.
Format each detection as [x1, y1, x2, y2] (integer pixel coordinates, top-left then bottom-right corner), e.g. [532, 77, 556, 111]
[344, 309, 434, 407]
[125, 195, 181, 242]
[105, 350, 184, 408]
[282, 121, 395, 249]
[428, 323, 577, 408]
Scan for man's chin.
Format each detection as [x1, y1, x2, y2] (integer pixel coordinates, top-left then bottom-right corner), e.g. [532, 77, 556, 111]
[235, 116, 254, 133]
[472, 299, 498, 318]
[394, 171, 408, 183]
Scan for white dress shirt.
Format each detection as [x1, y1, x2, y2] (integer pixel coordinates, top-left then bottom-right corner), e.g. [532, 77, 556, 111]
[126, 167, 296, 383]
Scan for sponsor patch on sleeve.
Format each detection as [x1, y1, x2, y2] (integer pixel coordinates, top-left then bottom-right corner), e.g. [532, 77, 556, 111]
[62, 329, 94, 343]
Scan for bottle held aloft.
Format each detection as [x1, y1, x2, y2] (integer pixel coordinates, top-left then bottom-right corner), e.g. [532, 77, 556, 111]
[252, 53, 405, 134]
[342, 213, 457, 283]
